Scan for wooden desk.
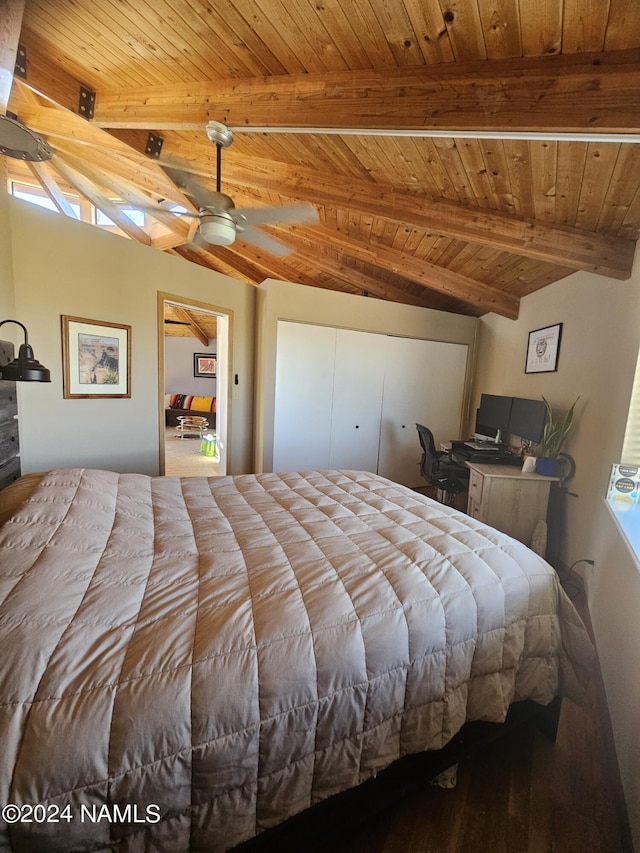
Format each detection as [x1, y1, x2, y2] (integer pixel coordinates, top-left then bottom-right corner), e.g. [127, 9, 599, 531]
[466, 462, 560, 546]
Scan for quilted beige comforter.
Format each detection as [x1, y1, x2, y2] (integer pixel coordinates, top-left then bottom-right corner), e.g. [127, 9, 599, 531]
[0, 468, 593, 852]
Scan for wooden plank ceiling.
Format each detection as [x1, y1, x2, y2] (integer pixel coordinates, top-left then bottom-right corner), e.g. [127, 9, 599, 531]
[164, 303, 217, 343]
[3, 0, 640, 319]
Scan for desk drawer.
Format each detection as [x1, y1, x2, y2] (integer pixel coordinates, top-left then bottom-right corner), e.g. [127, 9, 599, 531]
[467, 497, 482, 520]
[468, 469, 484, 503]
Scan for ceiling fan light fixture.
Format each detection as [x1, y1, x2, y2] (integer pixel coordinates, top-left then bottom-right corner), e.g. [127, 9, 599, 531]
[199, 210, 236, 246]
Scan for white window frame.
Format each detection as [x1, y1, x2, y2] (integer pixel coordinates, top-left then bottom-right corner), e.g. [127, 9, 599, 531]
[9, 179, 145, 236]
[606, 344, 640, 568]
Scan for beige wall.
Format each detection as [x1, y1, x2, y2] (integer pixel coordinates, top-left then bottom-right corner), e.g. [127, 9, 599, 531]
[0, 190, 15, 325]
[3, 194, 256, 475]
[254, 278, 479, 472]
[474, 264, 640, 848]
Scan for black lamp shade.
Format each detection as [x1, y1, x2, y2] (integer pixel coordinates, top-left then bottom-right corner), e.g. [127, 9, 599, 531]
[1, 345, 51, 382]
[0, 321, 51, 383]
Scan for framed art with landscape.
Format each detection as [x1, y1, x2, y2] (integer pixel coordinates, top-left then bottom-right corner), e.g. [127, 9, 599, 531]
[62, 315, 131, 398]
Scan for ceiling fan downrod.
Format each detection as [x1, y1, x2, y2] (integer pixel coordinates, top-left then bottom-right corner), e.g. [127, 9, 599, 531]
[205, 121, 234, 194]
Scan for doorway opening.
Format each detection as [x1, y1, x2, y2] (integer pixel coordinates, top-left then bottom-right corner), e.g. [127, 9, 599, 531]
[158, 293, 231, 477]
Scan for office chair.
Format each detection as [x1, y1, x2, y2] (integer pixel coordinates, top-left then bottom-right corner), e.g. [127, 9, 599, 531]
[416, 423, 470, 505]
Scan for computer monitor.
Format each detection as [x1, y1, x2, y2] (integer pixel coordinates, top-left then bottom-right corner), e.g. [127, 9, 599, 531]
[509, 397, 547, 445]
[475, 394, 513, 442]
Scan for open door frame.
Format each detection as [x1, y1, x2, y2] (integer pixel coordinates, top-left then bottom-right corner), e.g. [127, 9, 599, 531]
[157, 291, 233, 476]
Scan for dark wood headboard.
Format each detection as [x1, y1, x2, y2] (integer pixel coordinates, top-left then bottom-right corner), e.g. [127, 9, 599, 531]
[0, 341, 21, 489]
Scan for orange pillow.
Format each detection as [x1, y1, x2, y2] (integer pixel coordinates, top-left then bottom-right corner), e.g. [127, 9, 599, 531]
[190, 396, 215, 412]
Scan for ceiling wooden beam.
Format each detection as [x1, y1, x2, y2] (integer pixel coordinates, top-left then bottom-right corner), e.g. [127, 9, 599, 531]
[169, 242, 264, 284]
[0, 0, 24, 114]
[91, 49, 640, 134]
[51, 155, 152, 245]
[286, 249, 451, 308]
[11, 50, 635, 282]
[224, 238, 438, 308]
[54, 139, 195, 209]
[171, 306, 209, 346]
[12, 27, 84, 114]
[11, 86, 196, 209]
[27, 159, 77, 216]
[51, 147, 195, 247]
[208, 154, 633, 280]
[282, 225, 519, 319]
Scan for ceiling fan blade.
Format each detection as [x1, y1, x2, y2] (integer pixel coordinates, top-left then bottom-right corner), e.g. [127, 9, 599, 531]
[135, 201, 200, 218]
[165, 167, 232, 210]
[237, 225, 293, 257]
[192, 230, 215, 250]
[192, 188, 234, 211]
[234, 202, 318, 227]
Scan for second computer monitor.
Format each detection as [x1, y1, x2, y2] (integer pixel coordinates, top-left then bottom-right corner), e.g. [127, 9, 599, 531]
[509, 397, 547, 445]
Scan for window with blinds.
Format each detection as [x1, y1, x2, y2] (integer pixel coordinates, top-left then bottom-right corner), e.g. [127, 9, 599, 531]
[622, 346, 640, 465]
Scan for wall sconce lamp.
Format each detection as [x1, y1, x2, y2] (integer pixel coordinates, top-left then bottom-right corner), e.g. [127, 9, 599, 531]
[0, 320, 51, 382]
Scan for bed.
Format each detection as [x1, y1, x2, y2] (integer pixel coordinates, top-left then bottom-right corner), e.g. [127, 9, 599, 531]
[0, 467, 594, 852]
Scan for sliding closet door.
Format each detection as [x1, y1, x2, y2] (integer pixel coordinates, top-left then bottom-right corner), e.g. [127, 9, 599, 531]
[272, 323, 468, 484]
[328, 328, 385, 472]
[378, 336, 468, 487]
[273, 321, 336, 471]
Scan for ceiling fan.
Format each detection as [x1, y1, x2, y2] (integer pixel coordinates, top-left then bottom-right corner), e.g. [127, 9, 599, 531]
[155, 121, 318, 256]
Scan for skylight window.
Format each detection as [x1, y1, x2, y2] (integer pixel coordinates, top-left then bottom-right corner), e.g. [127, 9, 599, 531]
[95, 208, 146, 227]
[9, 180, 147, 234]
[12, 184, 80, 219]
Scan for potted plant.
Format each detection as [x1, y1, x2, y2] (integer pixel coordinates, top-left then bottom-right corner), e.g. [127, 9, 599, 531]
[537, 396, 579, 476]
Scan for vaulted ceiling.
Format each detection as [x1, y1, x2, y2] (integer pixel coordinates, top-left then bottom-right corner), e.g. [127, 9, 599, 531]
[3, 0, 640, 319]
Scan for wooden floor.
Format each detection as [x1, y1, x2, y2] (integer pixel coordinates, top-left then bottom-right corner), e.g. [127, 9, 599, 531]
[330, 675, 629, 853]
[238, 585, 632, 853]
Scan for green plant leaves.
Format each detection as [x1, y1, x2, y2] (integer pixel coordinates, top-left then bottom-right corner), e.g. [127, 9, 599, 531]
[541, 396, 579, 459]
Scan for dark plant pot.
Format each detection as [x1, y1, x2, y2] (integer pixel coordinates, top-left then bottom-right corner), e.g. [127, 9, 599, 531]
[536, 457, 560, 477]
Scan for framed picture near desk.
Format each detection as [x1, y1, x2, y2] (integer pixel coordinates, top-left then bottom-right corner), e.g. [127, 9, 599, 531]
[525, 323, 562, 374]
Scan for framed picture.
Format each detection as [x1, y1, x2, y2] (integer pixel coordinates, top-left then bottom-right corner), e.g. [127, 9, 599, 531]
[194, 352, 216, 378]
[62, 316, 131, 398]
[525, 323, 563, 374]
